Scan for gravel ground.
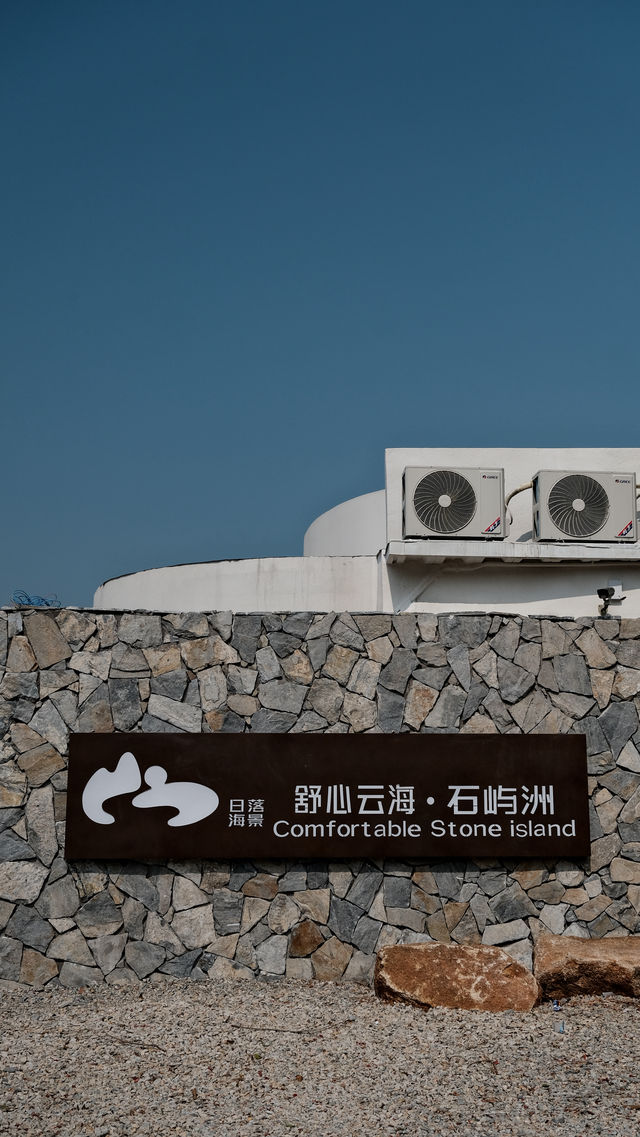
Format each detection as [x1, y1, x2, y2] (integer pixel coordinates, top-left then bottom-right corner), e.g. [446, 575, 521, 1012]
[1, 978, 639, 1136]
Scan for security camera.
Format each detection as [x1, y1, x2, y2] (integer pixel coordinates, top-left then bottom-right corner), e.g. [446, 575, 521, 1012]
[597, 586, 616, 617]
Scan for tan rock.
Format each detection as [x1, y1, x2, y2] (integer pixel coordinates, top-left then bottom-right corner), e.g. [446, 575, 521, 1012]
[10, 722, 43, 753]
[24, 613, 72, 668]
[573, 894, 611, 922]
[590, 669, 615, 710]
[289, 919, 324, 957]
[323, 645, 358, 684]
[280, 650, 314, 685]
[426, 911, 450, 942]
[7, 635, 37, 672]
[143, 644, 181, 675]
[403, 680, 438, 730]
[575, 628, 616, 669]
[535, 933, 640, 997]
[412, 870, 437, 894]
[227, 694, 259, 717]
[459, 712, 498, 734]
[511, 869, 546, 890]
[443, 900, 468, 931]
[240, 897, 270, 933]
[20, 948, 58, 988]
[367, 636, 394, 664]
[293, 888, 330, 925]
[342, 691, 377, 732]
[613, 668, 640, 699]
[180, 638, 215, 671]
[411, 886, 440, 916]
[610, 857, 640, 884]
[311, 936, 352, 980]
[243, 874, 279, 900]
[375, 943, 539, 1012]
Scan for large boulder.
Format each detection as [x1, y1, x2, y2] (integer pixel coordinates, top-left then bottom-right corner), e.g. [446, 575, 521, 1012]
[535, 934, 640, 998]
[374, 943, 539, 1012]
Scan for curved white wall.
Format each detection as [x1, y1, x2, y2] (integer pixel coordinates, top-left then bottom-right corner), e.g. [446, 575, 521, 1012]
[303, 491, 386, 556]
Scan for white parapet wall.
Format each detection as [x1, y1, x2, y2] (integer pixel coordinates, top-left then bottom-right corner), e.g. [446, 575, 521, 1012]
[94, 448, 640, 616]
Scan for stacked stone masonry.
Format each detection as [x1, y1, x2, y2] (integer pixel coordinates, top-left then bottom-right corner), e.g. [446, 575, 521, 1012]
[1, 606, 640, 990]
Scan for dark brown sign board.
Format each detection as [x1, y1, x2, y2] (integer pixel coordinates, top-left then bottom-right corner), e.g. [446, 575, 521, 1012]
[66, 733, 589, 860]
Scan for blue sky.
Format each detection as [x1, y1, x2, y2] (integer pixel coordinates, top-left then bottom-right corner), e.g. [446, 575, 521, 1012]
[3, 1, 640, 606]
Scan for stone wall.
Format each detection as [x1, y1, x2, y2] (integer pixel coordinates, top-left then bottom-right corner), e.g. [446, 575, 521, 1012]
[1, 606, 640, 990]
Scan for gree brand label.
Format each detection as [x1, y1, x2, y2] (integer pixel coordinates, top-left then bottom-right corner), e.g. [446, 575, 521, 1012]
[65, 733, 589, 860]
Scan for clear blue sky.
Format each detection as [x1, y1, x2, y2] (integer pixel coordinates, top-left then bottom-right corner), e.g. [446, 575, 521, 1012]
[3, 1, 639, 606]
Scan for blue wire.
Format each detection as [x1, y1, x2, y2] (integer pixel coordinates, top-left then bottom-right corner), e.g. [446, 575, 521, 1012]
[12, 590, 61, 608]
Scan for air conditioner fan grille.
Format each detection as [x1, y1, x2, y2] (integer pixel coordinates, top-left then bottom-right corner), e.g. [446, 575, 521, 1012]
[547, 474, 609, 538]
[413, 470, 477, 534]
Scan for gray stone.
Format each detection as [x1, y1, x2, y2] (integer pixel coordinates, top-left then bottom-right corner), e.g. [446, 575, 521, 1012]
[267, 894, 299, 933]
[279, 869, 307, 892]
[110, 642, 150, 676]
[47, 928, 93, 965]
[590, 833, 621, 872]
[377, 686, 405, 733]
[328, 896, 361, 941]
[491, 623, 520, 660]
[227, 665, 257, 695]
[258, 679, 307, 714]
[483, 689, 513, 730]
[159, 949, 202, 977]
[147, 694, 201, 732]
[23, 612, 71, 668]
[6, 904, 54, 952]
[282, 612, 313, 637]
[29, 700, 69, 754]
[541, 620, 573, 658]
[352, 915, 382, 954]
[231, 615, 262, 662]
[425, 687, 467, 729]
[77, 688, 114, 733]
[537, 660, 559, 691]
[149, 670, 188, 701]
[213, 889, 243, 935]
[289, 710, 329, 733]
[0, 672, 39, 699]
[330, 615, 365, 651]
[268, 632, 303, 658]
[0, 935, 22, 981]
[49, 688, 78, 729]
[576, 628, 617, 669]
[438, 615, 491, 648]
[491, 883, 536, 922]
[379, 650, 417, 694]
[513, 641, 541, 676]
[413, 665, 451, 691]
[26, 784, 57, 866]
[572, 717, 608, 756]
[172, 905, 216, 948]
[125, 940, 165, 978]
[89, 933, 127, 974]
[346, 870, 384, 912]
[392, 614, 418, 649]
[552, 654, 592, 697]
[115, 872, 159, 910]
[307, 678, 344, 724]
[141, 714, 183, 733]
[447, 645, 471, 691]
[497, 658, 535, 704]
[550, 691, 595, 718]
[75, 891, 122, 936]
[255, 646, 281, 681]
[617, 640, 640, 668]
[307, 637, 329, 671]
[432, 866, 465, 899]
[249, 709, 296, 732]
[482, 919, 530, 945]
[347, 658, 381, 699]
[354, 615, 392, 640]
[59, 961, 102, 988]
[383, 876, 411, 908]
[118, 612, 162, 647]
[0, 861, 48, 903]
[600, 702, 639, 759]
[416, 643, 448, 666]
[0, 829, 35, 860]
[255, 934, 287, 975]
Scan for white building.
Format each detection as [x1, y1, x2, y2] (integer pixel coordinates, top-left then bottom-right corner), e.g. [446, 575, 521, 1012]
[94, 448, 640, 618]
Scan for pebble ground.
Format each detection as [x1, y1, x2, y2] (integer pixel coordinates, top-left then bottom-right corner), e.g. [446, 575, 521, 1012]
[1, 978, 639, 1135]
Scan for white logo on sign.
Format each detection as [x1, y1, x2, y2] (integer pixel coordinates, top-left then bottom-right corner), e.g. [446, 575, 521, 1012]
[81, 752, 219, 827]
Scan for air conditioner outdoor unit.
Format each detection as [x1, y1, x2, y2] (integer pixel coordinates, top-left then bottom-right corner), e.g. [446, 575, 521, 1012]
[533, 470, 638, 542]
[403, 467, 507, 539]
